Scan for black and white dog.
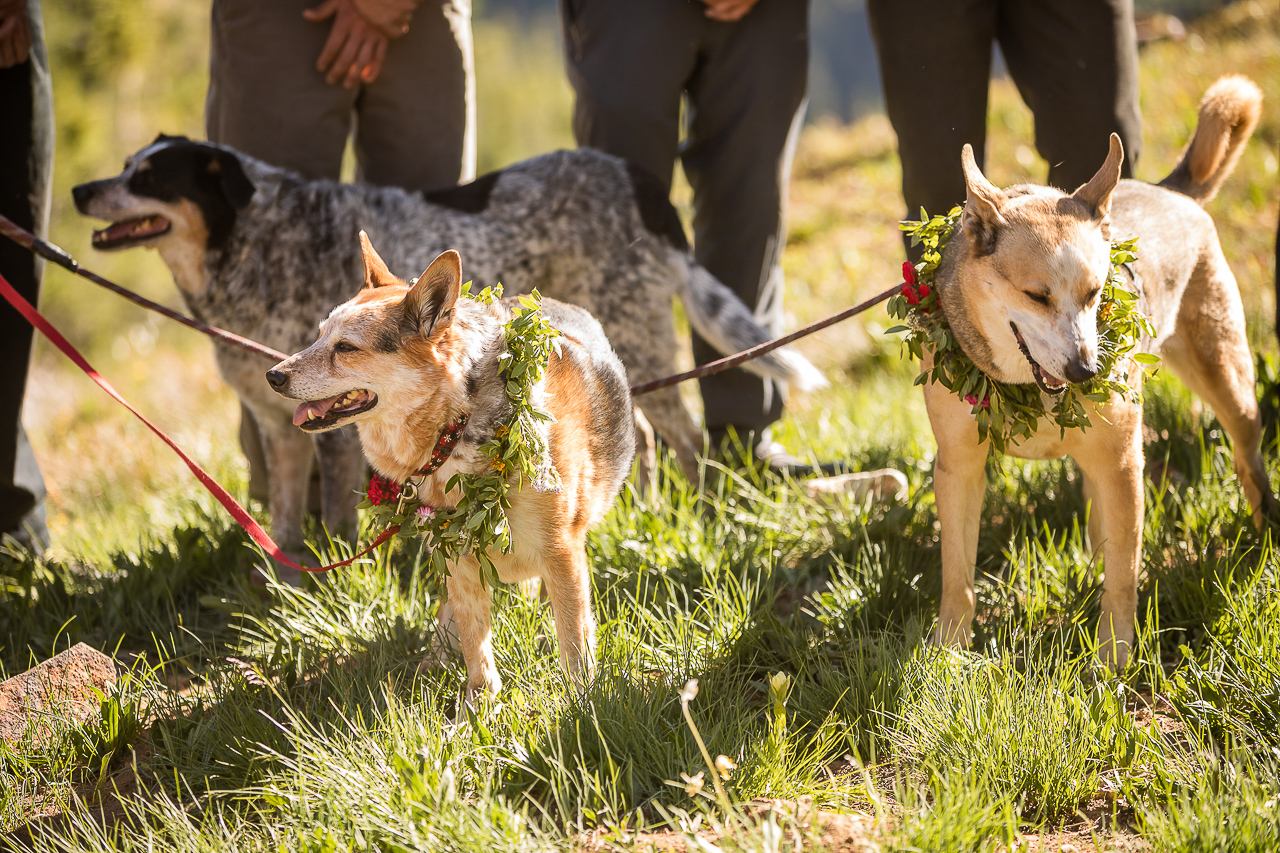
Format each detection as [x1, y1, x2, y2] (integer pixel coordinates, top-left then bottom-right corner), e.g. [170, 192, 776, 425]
[72, 136, 825, 552]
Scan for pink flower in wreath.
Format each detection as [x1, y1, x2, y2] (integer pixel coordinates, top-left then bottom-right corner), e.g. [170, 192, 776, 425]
[366, 474, 399, 506]
[415, 505, 436, 528]
[964, 393, 991, 409]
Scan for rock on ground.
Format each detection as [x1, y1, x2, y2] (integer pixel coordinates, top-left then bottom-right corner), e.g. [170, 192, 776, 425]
[0, 642, 117, 745]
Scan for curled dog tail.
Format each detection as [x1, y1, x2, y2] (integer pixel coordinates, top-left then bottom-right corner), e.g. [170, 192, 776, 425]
[1158, 75, 1262, 205]
[680, 263, 828, 392]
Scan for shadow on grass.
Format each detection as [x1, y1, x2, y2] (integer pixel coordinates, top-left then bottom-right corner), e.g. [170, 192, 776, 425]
[1, 510, 255, 678]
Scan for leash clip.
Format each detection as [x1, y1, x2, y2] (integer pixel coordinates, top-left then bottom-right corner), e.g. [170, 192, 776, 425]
[396, 479, 419, 516]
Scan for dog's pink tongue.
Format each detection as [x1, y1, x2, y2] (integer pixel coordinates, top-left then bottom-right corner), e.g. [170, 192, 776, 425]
[293, 395, 338, 426]
[293, 402, 318, 426]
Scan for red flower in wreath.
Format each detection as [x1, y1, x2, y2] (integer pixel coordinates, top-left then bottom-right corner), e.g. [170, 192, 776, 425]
[902, 262, 925, 306]
[366, 473, 399, 506]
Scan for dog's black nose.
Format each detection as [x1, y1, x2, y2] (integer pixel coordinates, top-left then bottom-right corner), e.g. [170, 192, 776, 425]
[265, 369, 288, 389]
[1063, 359, 1098, 384]
[71, 183, 93, 211]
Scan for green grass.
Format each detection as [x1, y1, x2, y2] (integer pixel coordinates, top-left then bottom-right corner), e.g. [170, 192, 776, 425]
[4, 1, 1280, 850]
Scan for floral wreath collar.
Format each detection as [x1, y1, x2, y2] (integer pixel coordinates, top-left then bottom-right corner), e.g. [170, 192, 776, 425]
[359, 284, 563, 591]
[887, 206, 1159, 455]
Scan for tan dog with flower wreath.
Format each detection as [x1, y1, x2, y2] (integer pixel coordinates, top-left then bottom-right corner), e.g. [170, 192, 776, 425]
[267, 235, 635, 703]
[891, 76, 1275, 669]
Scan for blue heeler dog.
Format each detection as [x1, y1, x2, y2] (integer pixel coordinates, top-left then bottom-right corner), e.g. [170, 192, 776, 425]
[72, 136, 826, 555]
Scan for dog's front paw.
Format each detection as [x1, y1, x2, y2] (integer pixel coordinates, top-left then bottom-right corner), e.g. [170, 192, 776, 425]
[931, 615, 972, 650]
[1097, 621, 1133, 672]
[454, 672, 502, 723]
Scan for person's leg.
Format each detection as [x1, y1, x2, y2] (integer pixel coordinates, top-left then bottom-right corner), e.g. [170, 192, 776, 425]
[206, 0, 353, 178]
[680, 0, 810, 437]
[0, 0, 52, 546]
[558, 0, 700, 193]
[868, 0, 997, 247]
[206, 0, 356, 517]
[354, 0, 475, 190]
[997, 0, 1141, 190]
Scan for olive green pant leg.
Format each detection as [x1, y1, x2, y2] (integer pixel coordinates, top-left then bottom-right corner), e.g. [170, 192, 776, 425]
[207, 0, 475, 506]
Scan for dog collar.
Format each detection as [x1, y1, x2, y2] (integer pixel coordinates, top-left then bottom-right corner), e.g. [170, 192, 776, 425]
[413, 413, 470, 478]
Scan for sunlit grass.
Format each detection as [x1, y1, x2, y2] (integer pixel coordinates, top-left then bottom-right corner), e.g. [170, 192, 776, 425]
[4, 2, 1279, 850]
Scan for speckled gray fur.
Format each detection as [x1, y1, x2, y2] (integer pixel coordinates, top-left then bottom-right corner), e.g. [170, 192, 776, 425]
[75, 139, 824, 547]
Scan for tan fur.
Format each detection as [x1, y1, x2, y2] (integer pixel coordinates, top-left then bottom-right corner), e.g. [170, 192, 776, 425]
[926, 77, 1275, 670]
[1160, 75, 1262, 203]
[268, 239, 634, 704]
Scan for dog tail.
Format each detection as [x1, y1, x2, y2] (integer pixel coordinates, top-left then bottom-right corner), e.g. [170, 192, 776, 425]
[1158, 75, 1262, 205]
[681, 263, 828, 392]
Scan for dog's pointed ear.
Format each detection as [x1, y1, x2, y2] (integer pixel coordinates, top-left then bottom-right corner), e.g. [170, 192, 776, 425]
[401, 250, 462, 341]
[1071, 133, 1123, 232]
[360, 231, 400, 290]
[208, 149, 255, 210]
[960, 144, 1006, 256]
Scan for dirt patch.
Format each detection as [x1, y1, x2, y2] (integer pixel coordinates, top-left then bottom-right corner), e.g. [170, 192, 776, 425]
[576, 799, 879, 852]
[4, 734, 155, 850]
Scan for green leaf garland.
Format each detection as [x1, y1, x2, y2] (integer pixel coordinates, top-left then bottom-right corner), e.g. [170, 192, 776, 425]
[357, 283, 563, 590]
[885, 207, 1159, 455]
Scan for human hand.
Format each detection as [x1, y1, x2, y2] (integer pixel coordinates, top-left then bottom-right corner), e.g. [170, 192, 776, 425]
[701, 0, 759, 22]
[0, 0, 31, 69]
[351, 0, 418, 39]
[304, 0, 389, 88]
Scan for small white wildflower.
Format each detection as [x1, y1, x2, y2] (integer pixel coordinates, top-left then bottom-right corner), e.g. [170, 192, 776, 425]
[680, 770, 705, 797]
[680, 679, 699, 703]
[715, 755, 737, 780]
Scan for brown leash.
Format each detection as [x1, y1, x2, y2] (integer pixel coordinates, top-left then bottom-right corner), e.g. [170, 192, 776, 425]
[0, 213, 901, 394]
[629, 283, 902, 396]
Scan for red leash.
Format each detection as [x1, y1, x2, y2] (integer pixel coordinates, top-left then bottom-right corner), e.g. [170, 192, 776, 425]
[0, 270, 394, 573]
[0, 213, 287, 363]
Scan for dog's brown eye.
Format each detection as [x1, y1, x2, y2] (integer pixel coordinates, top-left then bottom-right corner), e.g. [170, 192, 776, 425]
[335, 341, 359, 354]
[1024, 291, 1051, 306]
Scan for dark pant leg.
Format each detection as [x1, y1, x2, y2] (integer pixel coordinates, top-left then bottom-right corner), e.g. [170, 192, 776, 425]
[0, 0, 52, 539]
[559, 0, 700, 192]
[355, 0, 475, 190]
[997, 0, 1141, 190]
[868, 0, 997, 258]
[680, 0, 810, 434]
